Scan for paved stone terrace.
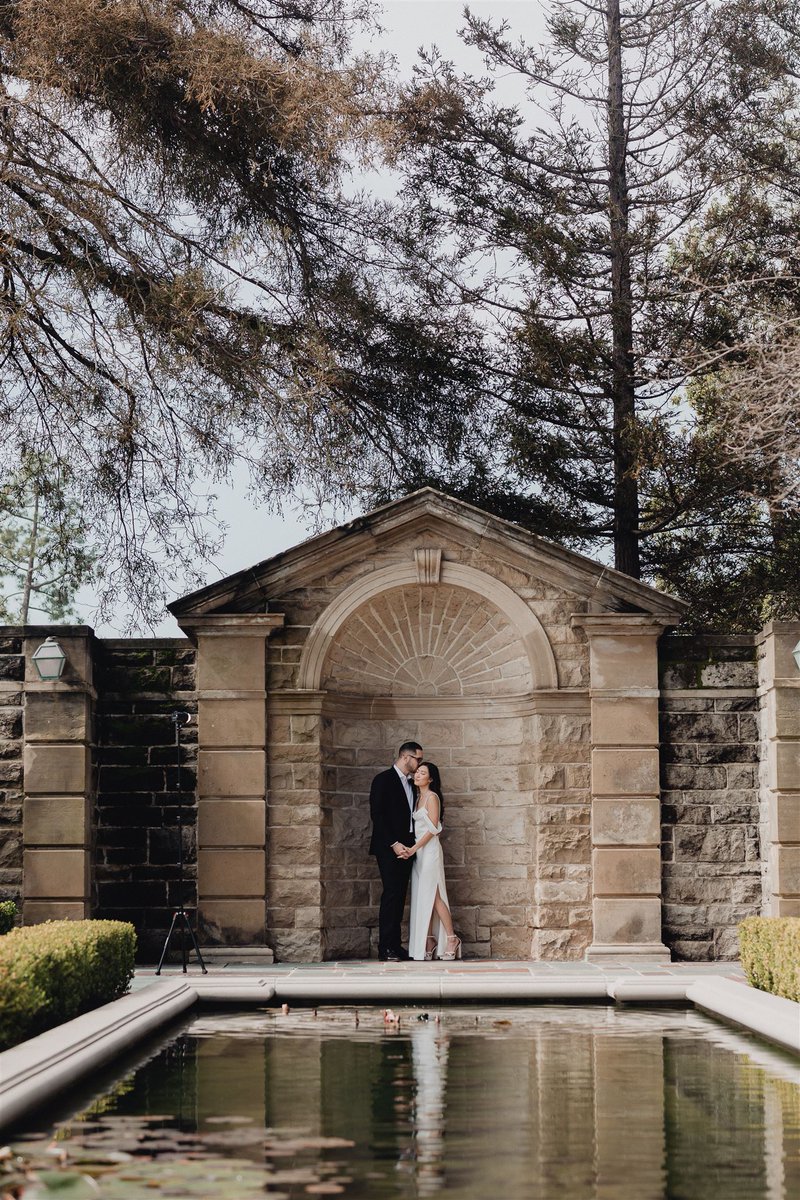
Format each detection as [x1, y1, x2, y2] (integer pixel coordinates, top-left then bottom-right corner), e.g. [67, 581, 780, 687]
[136, 957, 746, 986]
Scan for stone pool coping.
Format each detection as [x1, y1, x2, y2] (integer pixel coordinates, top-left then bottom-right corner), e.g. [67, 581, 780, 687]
[1, 961, 797, 1130]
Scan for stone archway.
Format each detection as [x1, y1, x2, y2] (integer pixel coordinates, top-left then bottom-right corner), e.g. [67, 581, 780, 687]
[298, 560, 559, 692]
[316, 579, 545, 959]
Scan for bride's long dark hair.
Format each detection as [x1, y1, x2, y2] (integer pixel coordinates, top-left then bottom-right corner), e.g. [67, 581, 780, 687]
[418, 761, 444, 818]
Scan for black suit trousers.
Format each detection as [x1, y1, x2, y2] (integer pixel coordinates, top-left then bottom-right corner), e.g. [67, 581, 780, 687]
[375, 846, 413, 955]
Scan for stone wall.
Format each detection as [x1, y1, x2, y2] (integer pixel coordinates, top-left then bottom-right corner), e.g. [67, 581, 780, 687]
[3, 606, 791, 963]
[93, 639, 197, 961]
[0, 634, 24, 913]
[659, 635, 761, 959]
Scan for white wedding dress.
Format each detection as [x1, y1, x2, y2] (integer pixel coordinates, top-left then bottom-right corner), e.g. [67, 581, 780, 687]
[408, 799, 451, 960]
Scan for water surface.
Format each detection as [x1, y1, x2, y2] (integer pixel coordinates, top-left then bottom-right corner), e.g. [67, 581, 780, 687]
[8, 1005, 800, 1199]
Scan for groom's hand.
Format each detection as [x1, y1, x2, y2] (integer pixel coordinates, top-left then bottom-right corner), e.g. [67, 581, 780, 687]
[391, 842, 406, 858]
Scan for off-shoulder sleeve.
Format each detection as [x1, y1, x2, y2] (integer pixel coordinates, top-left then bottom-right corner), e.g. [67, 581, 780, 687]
[419, 800, 442, 836]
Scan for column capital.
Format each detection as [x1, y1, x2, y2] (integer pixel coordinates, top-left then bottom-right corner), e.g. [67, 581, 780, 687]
[571, 613, 674, 637]
[177, 613, 285, 640]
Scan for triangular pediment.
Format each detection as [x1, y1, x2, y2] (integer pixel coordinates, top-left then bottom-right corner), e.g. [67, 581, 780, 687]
[169, 488, 687, 619]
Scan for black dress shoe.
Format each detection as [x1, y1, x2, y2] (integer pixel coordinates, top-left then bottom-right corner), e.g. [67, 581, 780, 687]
[379, 951, 401, 962]
[398, 947, 411, 960]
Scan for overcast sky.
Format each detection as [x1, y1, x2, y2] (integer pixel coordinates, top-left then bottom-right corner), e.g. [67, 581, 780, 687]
[76, 2, 546, 636]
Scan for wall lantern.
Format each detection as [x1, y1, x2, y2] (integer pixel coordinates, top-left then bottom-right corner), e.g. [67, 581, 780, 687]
[793, 639, 800, 675]
[31, 636, 67, 680]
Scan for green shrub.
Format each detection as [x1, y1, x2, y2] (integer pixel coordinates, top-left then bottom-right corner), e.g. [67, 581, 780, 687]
[0, 900, 17, 935]
[738, 916, 800, 1002]
[0, 920, 136, 1050]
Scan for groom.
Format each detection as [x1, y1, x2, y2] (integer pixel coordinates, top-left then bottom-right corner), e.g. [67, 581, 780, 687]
[369, 741, 423, 961]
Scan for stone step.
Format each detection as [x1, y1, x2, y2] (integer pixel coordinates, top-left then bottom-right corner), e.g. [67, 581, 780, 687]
[199, 946, 275, 967]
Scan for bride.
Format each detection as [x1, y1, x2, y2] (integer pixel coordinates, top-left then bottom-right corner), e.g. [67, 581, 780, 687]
[398, 761, 460, 961]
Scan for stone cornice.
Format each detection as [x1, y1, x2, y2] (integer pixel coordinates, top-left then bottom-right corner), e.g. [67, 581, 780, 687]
[571, 614, 676, 636]
[177, 614, 285, 641]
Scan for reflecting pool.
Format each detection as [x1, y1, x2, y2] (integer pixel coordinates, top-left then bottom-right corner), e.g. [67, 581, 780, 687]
[7, 1005, 800, 1199]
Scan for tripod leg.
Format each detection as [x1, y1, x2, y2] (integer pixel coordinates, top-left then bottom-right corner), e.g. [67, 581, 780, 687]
[155, 910, 182, 975]
[180, 910, 209, 974]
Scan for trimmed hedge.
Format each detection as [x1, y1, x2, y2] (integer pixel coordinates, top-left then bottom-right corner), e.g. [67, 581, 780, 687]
[0, 920, 136, 1050]
[0, 900, 17, 934]
[738, 916, 800, 1002]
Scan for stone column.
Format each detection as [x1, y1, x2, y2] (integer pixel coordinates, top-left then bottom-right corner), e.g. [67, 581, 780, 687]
[178, 614, 284, 946]
[758, 621, 800, 916]
[22, 627, 94, 922]
[267, 691, 326, 961]
[572, 615, 672, 962]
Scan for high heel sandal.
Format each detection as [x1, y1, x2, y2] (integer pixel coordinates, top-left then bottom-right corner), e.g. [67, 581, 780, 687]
[424, 936, 437, 961]
[441, 935, 461, 961]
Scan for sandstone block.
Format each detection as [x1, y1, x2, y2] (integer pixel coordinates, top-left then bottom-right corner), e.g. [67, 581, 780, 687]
[270, 826, 321, 854]
[24, 849, 88, 898]
[325, 928, 370, 958]
[273, 930, 323, 961]
[593, 897, 662, 944]
[770, 897, 800, 916]
[491, 926, 532, 958]
[760, 624, 800, 683]
[24, 692, 90, 742]
[770, 844, 800, 895]
[24, 901, 88, 923]
[769, 742, 800, 791]
[592, 798, 660, 847]
[593, 848, 660, 895]
[592, 748, 659, 796]
[24, 797, 89, 846]
[24, 744, 89, 795]
[198, 849, 265, 897]
[588, 633, 659, 690]
[764, 686, 800, 739]
[769, 793, 800, 844]
[198, 699, 265, 747]
[199, 899, 265, 944]
[591, 698, 659, 746]
[535, 878, 590, 903]
[198, 799, 265, 847]
[537, 825, 591, 864]
[269, 878, 322, 908]
[198, 749, 264, 797]
[197, 634, 265, 692]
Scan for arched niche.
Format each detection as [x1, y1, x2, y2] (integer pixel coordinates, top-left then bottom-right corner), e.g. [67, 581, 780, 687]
[298, 562, 559, 693]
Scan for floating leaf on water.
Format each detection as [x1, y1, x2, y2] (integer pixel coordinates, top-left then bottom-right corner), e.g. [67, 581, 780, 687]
[203, 1117, 253, 1126]
[270, 1138, 355, 1152]
[197, 1131, 266, 1148]
[22, 1172, 99, 1198]
[304, 1185, 345, 1195]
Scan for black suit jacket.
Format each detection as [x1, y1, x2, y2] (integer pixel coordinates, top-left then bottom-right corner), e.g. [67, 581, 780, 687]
[369, 767, 415, 856]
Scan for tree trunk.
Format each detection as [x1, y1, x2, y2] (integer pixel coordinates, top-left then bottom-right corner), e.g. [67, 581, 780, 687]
[606, 0, 640, 578]
[20, 484, 39, 624]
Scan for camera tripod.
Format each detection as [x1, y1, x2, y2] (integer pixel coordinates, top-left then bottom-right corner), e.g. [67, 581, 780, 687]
[155, 710, 207, 975]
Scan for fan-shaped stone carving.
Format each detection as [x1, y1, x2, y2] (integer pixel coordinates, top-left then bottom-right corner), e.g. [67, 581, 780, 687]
[321, 585, 532, 696]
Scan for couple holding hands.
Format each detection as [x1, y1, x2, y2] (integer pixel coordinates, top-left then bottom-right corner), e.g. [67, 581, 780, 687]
[369, 741, 461, 962]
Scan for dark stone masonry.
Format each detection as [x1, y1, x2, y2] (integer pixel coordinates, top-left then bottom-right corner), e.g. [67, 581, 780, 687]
[659, 635, 762, 960]
[93, 641, 197, 960]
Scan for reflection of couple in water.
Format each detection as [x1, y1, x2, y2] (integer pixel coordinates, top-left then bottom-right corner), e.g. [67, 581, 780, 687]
[369, 742, 460, 962]
[386, 1021, 448, 1195]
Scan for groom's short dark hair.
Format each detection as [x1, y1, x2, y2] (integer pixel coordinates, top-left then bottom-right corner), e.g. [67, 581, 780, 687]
[398, 741, 422, 755]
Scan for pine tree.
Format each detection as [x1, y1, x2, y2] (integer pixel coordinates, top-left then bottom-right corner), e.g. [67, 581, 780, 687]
[391, 0, 800, 595]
